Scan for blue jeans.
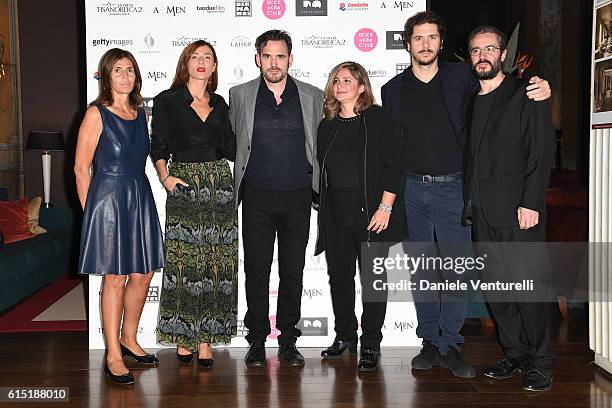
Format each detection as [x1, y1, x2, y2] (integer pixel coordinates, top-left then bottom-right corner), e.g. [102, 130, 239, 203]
[404, 177, 472, 355]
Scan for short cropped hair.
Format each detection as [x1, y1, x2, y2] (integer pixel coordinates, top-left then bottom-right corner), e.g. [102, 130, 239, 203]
[404, 11, 446, 42]
[467, 25, 508, 52]
[255, 30, 292, 55]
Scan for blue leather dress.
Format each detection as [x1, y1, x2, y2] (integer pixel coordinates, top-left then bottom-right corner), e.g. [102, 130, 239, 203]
[78, 104, 164, 275]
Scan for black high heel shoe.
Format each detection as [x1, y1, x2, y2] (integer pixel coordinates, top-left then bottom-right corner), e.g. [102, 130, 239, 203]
[120, 343, 159, 366]
[197, 357, 214, 368]
[104, 363, 134, 385]
[177, 349, 194, 364]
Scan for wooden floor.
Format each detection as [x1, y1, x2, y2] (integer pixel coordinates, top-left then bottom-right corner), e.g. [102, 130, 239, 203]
[0, 309, 610, 408]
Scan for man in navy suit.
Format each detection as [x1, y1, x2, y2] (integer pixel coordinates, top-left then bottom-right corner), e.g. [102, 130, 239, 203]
[381, 11, 551, 378]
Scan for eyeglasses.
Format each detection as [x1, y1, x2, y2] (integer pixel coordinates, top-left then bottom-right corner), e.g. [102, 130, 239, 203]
[470, 45, 501, 56]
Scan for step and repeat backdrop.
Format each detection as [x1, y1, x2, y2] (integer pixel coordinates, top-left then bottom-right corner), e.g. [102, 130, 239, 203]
[85, 0, 425, 349]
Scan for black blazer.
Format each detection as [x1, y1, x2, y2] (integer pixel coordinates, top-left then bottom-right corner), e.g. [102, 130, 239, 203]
[314, 105, 407, 255]
[381, 61, 479, 155]
[462, 76, 554, 228]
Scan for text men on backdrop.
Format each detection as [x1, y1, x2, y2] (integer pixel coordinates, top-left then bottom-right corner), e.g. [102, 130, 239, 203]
[228, 30, 324, 367]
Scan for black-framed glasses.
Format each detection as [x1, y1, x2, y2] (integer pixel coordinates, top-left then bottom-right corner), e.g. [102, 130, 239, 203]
[470, 45, 501, 56]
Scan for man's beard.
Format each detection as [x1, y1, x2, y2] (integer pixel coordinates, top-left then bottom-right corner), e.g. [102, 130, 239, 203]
[262, 68, 287, 83]
[411, 48, 439, 66]
[472, 58, 502, 80]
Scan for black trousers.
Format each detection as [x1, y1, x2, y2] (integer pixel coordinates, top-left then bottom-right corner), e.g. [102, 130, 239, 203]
[472, 206, 555, 371]
[324, 202, 388, 350]
[242, 184, 311, 345]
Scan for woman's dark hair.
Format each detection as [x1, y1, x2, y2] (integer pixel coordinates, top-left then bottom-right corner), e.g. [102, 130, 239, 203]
[255, 30, 292, 55]
[404, 11, 446, 43]
[467, 25, 508, 52]
[90, 48, 143, 110]
[170, 40, 219, 92]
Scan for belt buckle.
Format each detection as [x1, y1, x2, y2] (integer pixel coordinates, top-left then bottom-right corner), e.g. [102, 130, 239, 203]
[422, 174, 433, 183]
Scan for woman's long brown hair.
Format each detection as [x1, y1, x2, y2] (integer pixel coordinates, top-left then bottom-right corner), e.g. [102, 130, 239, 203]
[90, 48, 143, 110]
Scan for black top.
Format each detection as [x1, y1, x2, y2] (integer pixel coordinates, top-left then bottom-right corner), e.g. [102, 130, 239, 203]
[470, 87, 498, 206]
[326, 115, 361, 188]
[245, 76, 311, 192]
[326, 115, 364, 226]
[400, 70, 462, 175]
[150, 86, 235, 163]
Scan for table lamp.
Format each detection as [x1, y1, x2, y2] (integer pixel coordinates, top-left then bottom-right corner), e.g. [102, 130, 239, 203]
[25, 131, 65, 208]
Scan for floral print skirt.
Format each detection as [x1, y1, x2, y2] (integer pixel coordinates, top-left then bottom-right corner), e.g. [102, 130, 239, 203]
[157, 160, 238, 349]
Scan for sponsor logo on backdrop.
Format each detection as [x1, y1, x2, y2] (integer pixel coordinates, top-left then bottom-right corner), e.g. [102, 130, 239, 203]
[296, 0, 328, 16]
[171, 36, 217, 47]
[236, 320, 248, 337]
[262, 0, 286, 19]
[269, 289, 279, 297]
[396, 62, 410, 74]
[231, 35, 253, 48]
[143, 97, 154, 115]
[289, 68, 311, 78]
[354, 28, 378, 52]
[146, 286, 160, 302]
[196, 3, 226, 13]
[302, 288, 324, 298]
[135, 34, 161, 55]
[147, 71, 168, 82]
[98, 326, 145, 334]
[339, 1, 368, 11]
[386, 31, 405, 50]
[298, 317, 328, 336]
[267, 315, 281, 340]
[380, 0, 415, 10]
[393, 320, 415, 332]
[96, 2, 143, 15]
[92, 38, 133, 47]
[367, 68, 387, 77]
[301, 34, 347, 48]
[153, 5, 186, 15]
[235, 0, 252, 16]
[226, 65, 246, 87]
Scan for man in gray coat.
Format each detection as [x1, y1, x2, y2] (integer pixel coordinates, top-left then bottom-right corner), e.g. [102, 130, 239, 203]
[228, 30, 324, 367]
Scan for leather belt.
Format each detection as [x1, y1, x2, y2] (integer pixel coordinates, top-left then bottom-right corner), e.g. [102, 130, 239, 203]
[405, 172, 462, 183]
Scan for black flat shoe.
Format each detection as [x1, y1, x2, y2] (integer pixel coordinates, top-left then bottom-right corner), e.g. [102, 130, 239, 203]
[278, 342, 305, 366]
[357, 348, 380, 372]
[484, 358, 523, 379]
[321, 340, 357, 360]
[120, 343, 159, 366]
[522, 368, 553, 391]
[197, 358, 215, 368]
[245, 340, 267, 367]
[104, 363, 134, 385]
[177, 349, 194, 364]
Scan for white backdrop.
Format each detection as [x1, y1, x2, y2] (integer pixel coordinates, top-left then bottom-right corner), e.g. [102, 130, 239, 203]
[86, 0, 424, 349]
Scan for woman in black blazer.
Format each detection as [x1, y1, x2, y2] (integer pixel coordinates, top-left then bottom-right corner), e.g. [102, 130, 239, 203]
[315, 61, 406, 372]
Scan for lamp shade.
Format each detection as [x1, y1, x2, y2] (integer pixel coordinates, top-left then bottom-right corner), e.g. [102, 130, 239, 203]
[25, 131, 65, 151]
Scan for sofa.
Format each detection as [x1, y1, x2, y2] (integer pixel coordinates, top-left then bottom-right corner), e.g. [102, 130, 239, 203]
[0, 187, 77, 313]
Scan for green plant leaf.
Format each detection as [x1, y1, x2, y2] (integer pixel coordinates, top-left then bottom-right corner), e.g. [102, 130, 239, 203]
[504, 22, 520, 73]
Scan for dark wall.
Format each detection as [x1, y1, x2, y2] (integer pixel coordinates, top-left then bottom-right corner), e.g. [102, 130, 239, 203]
[19, 0, 85, 208]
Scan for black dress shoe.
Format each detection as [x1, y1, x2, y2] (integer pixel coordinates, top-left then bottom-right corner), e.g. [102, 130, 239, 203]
[484, 358, 524, 379]
[120, 343, 159, 366]
[177, 349, 194, 364]
[278, 342, 305, 366]
[522, 368, 552, 391]
[321, 340, 358, 360]
[104, 363, 134, 385]
[357, 348, 380, 372]
[439, 347, 475, 378]
[411, 341, 439, 370]
[245, 340, 267, 367]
